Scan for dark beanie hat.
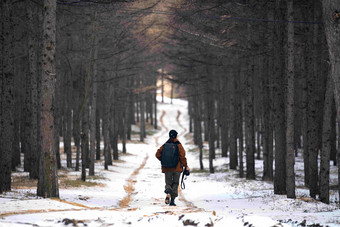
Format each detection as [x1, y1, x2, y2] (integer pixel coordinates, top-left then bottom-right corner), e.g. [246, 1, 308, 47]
[169, 129, 178, 138]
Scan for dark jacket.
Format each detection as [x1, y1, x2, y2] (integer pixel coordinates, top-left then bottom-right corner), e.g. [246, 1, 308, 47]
[155, 138, 187, 173]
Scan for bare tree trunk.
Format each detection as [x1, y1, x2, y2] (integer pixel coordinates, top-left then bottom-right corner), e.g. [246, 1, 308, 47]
[301, 44, 309, 187]
[24, 32, 33, 174]
[12, 99, 21, 170]
[237, 77, 244, 178]
[25, 0, 36, 175]
[140, 94, 146, 142]
[103, 83, 112, 168]
[103, 115, 110, 170]
[320, 72, 333, 204]
[256, 119, 261, 160]
[89, 18, 98, 176]
[64, 72, 72, 168]
[308, 0, 322, 198]
[121, 110, 127, 154]
[286, 0, 296, 199]
[54, 68, 61, 170]
[193, 79, 204, 170]
[221, 74, 229, 158]
[189, 99, 193, 133]
[81, 104, 89, 181]
[273, 0, 287, 195]
[322, 0, 340, 120]
[0, 0, 14, 193]
[262, 37, 273, 181]
[205, 67, 214, 173]
[245, 62, 255, 180]
[161, 72, 164, 103]
[74, 110, 81, 171]
[74, 86, 81, 171]
[170, 79, 174, 104]
[330, 100, 337, 166]
[96, 106, 101, 160]
[37, 0, 59, 198]
[154, 91, 157, 130]
[322, 0, 340, 202]
[229, 68, 237, 170]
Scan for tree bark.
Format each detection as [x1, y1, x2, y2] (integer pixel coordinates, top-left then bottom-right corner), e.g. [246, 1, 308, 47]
[229, 68, 237, 170]
[37, 0, 59, 198]
[237, 75, 244, 178]
[96, 104, 101, 160]
[245, 62, 255, 180]
[262, 51, 273, 181]
[221, 73, 229, 158]
[154, 90, 157, 130]
[205, 67, 215, 173]
[103, 83, 112, 168]
[322, 0, 340, 123]
[273, 0, 287, 195]
[322, 0, 340, 201]
[308, 0, 322, 198]
[301, 43, 309, 187]
[286, 0, 296, 199]
[0, 0, 14, 193]
[73, 88, 81, 171]
[319, 73, 333, 204]
[193, 78, 204, 170]
[89, 16, 98, 176]
[81, 103, 89, 181]
[27, 0, 40, 177]
[140, 93, 146, 142]
[64, 72, 72, 168]
[330, 100, 337, 166]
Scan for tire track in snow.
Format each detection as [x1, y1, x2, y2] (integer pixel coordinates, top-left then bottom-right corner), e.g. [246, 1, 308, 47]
[120, 110, 167, 209]
[176, 110, 187, 138]
[155, 110, 167, 147]
[118, 154, 149, 209]
[122, 108, 181, 213]
[176, 110, 203, 212]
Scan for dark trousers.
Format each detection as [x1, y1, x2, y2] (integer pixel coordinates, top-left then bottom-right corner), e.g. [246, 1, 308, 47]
[164, 171, 181, 198]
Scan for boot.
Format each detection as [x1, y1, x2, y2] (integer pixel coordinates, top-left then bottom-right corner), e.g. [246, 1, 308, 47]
[169, 197, 176, 206]
[165, 194, 171, 204]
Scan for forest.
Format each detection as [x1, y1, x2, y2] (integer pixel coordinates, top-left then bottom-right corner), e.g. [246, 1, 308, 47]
[1, 0, 340, 212]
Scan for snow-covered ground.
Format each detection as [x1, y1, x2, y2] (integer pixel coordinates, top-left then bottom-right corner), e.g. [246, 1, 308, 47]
[0, 97, 339, 227]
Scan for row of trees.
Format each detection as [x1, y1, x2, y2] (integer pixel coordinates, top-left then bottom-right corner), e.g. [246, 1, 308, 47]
[0, 0, 161, 197]
[163, 0, 340, 204]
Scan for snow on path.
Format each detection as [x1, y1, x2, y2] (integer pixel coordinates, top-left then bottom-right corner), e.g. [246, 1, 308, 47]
[0, 97, 339, 226]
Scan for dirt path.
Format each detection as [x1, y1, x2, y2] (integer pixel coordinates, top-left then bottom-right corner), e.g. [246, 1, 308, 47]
[0, 103, 202, 220]
[155, 110, 167, 147]
[175, 110, 203, 212]
[118, 154, 149, 208]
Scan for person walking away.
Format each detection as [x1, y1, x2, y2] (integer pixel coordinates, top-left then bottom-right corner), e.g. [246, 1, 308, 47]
[156, 129, 190, 206]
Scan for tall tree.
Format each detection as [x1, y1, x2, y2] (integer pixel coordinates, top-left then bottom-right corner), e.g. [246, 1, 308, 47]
[229, 67, 237, 170]
[286, 0, 296, 199]
[27, 0, 40, 178]
[322, 0, 340, 202]
[308, 0, 323, 198]
[273, 0, 287, 195]
[37, 0, 59, 198]
[322, 0, 340, 116]
[319, 73, 333, 204]
[0, 0, 14, 193]
[245, 61, 255, 180]
[89, 11, 98, 176]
